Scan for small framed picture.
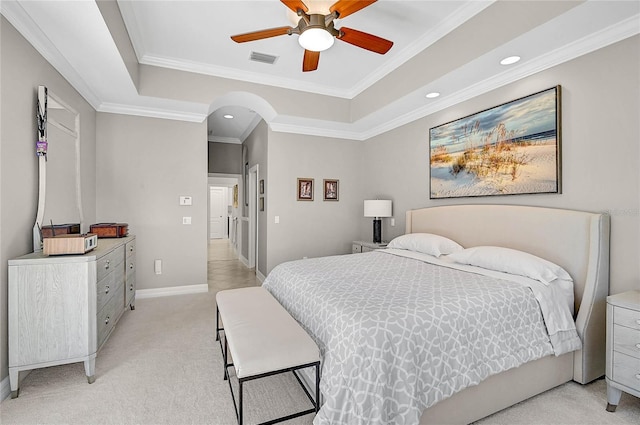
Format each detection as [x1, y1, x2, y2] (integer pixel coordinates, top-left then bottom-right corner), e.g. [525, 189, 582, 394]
[259, 197, 264, 211]
[323, 179, 339, 201]
[259, 179, 264, 194]
[297, 178, 314, 201]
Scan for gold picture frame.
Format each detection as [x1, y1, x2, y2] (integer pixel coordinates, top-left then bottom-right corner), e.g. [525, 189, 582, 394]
[323, 179, 339, 201]
[297, 178, 314, 201]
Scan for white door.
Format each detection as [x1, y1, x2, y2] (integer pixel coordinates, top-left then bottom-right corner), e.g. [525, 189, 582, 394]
[209, 187, 225, 239]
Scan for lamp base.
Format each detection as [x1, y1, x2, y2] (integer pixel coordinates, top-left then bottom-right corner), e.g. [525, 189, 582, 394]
[372, 218, 382, 244]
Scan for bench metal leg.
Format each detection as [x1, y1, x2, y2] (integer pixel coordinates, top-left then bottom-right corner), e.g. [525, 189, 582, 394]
[216, 305, 221, 341]
[225, 362, 321, 425]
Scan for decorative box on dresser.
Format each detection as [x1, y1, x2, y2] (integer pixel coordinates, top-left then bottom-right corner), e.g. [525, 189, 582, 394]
[606, 290, 640, 412]
[352, 241, 387, 253]
[8, 236, 136, 398]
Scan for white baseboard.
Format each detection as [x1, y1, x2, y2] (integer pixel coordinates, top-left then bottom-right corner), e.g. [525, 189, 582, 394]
[136, 284, 209, 299]
[238, 254, 249, 268]
[257, 270, 266, 283]
[1, 375, 10, 401]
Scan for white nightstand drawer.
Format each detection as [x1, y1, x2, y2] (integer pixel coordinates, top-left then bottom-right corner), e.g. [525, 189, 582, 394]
[352, 244, 362, 254]
[612, 351, 640, 392]
[613, 324, 640, 359]
[614, 306, 640, 331]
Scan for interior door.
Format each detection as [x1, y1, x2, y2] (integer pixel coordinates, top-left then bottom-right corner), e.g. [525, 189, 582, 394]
[209, 187, 225, 239]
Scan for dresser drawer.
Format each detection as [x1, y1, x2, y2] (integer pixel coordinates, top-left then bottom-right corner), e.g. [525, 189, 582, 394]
[96, 264, 124, 313]
[126, 240, 135, 259]
[612, 351, 640, 392]
[97, 280, 123, 349]
[125, 274, 136, 307]
[96, 245, 125, 282]
[613, 305, 640, 330]
[613, 324, 640, 359]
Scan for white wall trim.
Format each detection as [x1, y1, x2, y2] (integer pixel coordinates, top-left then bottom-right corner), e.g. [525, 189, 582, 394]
[98, 102, 206, 123]
[238, 254, 249, 268]
[256, 270, 266, 283]
[135, 284, 209, 299]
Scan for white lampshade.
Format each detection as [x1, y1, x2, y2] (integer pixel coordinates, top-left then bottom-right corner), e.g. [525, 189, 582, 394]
[298, 27, 334, 52]
[364, 200, 392, 218]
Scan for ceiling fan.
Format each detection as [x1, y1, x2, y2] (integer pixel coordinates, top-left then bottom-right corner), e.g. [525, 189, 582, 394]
[230, 0, 393, 72]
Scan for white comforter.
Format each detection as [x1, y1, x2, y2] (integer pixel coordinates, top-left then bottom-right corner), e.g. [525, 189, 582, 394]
[262, 250, 581, 425]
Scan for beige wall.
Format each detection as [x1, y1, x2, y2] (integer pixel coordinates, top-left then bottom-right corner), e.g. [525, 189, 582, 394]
[208, 142, 242, 174]
[266, 131, 364, 272]
[242, 121, 269, 276]
[96, 113, 208, 292]
[361, 35, 640, 295]
[0, 17, 98, 383]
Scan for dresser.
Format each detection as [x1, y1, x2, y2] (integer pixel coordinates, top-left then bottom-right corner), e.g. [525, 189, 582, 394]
[605, 290, 640, 412]
[352, 240, 388, 253]
[8, 236, 136, 398]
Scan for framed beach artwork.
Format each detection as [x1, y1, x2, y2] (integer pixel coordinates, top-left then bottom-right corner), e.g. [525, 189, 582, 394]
[297, 178, 314, 201]
[429, 85, 561, 199]
[323, 179, 339, 201]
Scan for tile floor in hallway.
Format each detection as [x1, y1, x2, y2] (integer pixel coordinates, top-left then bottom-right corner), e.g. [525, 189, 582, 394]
[207, 238, 261, 293]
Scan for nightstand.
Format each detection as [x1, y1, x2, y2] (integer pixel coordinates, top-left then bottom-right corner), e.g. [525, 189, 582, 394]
[352, 241, 387, 254]
[605, 290, 640, 412]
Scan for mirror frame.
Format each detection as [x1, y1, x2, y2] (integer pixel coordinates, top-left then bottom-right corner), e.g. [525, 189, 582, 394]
[33, 85, 84, 251]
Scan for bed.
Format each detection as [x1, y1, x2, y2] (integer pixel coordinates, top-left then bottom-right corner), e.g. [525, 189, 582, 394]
[262, 205, 610, 424]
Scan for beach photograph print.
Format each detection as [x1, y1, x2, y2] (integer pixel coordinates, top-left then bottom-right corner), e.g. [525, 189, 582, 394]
[429, 86, 561, 199]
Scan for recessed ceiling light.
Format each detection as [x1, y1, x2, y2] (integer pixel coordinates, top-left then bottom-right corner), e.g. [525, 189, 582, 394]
[425, 92, 440, 99]
[500, 56, 521, 65]
[223, 114, 234, 119]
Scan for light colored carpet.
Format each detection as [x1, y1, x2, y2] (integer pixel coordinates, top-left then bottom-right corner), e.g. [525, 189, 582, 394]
[2, 240, 639, 424]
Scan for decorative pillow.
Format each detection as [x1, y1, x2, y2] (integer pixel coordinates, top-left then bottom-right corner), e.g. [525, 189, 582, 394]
[447, 246, 572, 285]
[387, 233, 464, 257]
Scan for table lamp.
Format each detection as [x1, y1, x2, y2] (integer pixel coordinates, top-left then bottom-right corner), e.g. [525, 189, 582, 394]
[364, 200, 392, 244]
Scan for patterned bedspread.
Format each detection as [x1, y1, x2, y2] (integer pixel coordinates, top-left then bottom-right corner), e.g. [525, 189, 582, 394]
[262, 251, 568, 425]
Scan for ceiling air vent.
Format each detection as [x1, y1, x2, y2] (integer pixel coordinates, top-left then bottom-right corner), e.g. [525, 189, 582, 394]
[250, 51, 278, 65]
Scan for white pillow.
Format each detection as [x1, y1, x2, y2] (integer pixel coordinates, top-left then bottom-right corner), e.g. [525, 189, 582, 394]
[387, 233, 464, 257]
[447, 246, 572, 285]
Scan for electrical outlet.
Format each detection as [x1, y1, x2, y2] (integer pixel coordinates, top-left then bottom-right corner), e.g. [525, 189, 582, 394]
[182, 217, 191, 225]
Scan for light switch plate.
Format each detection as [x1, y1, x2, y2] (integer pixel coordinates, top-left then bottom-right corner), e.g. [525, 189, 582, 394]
[179, 196, 192, 206]
[182, 217, 192, 225]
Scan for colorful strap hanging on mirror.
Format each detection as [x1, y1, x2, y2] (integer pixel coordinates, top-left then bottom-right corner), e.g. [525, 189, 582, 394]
[36, 86, 48, 158]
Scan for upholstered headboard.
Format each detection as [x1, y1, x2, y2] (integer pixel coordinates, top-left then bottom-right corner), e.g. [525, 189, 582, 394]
[405, 205, 610, 384]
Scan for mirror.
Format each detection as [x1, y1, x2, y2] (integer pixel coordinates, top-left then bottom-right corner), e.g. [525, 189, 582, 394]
[33, 86, 84, 251]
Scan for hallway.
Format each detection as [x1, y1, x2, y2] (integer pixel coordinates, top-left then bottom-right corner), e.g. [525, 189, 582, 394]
[207, 238, 260, 293]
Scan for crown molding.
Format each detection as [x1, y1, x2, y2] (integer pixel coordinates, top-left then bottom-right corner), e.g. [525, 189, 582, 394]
[98, 102, 207, 123]
[1, 0, 102, 109]
[208, 136, 242, 144]
[140, 54, 352, 99]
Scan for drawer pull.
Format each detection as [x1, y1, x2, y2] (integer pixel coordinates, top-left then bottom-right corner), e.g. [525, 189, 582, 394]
[129, 246, 134, 252]
[105, 260, 110, 270]
[636, 343, 640, 349]
[105, 285, 110, 294]
[129, 284, 134, 291]
[129, 263, 134, 270]
[105, 316, 110, 325]
[636, 374, 640, 380]
[636, 319, 640, 325]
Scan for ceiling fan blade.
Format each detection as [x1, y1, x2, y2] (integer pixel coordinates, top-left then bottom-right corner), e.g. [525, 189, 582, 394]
[338, 27, 393, 54]
[231, 26, 292, 43]
[281, 0, 308, 13]
[303, 50, 320, 72]
[330, 0, 377, 18]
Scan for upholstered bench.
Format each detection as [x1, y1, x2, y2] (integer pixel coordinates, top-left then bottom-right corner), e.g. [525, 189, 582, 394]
[215, 286, 321, 425]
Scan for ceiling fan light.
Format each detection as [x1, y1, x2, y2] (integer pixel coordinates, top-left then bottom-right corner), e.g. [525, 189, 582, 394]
[299, 27, 334, 52]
